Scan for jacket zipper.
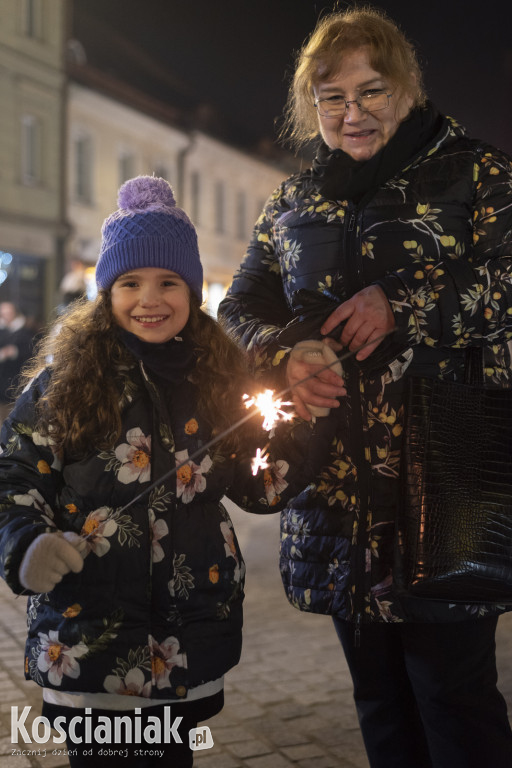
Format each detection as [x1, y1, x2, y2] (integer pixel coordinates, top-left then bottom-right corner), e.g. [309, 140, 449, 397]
[343, 204, 371, 647]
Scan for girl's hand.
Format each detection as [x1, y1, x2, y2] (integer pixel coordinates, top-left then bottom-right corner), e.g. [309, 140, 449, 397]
[321, 285, 395, 361]
[19, 532, 85, 593]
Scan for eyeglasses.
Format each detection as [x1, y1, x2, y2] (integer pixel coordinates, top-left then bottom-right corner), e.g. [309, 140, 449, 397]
[314, 91, 393, 118]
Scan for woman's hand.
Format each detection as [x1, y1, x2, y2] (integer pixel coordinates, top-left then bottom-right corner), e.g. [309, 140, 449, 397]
[287, 340, 346, 421]
[321, 285, 395, 361]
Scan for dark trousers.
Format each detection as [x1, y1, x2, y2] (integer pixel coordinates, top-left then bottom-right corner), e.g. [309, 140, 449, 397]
[333, 615, 512, 768]
[42, 703, 197, 768]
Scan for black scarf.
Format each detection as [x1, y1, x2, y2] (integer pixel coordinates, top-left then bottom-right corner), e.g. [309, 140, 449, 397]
[118, 328, 196, 385]
[312, 101, 443, 204]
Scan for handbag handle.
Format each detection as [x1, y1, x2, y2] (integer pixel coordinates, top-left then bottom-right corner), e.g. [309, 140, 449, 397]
[464, 346, 484, 387]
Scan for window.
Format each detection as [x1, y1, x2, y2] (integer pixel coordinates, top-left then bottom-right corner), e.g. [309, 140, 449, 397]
[21, 114, 42, 185]
[22, 0, 43, 39]
[236, 190, 247, 240]
[215, 180, 225, 234]
[74, 134, 93, 203]
[119, 152, 136, 186]
[190, 171, 200, 225]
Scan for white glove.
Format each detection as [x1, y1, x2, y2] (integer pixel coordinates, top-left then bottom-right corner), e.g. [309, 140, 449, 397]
[19, 532, 85, 593]
[290, 340, 344, 418]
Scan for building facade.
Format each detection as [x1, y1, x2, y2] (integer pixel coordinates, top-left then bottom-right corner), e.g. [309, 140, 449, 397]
[0, 0, 288, 320]
[67, 83, 285, 315]
[0, 0, 68, 324]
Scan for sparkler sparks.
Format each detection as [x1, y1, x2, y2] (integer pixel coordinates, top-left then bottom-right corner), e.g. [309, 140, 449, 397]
[243, 389, 293, 432]
[243, 389, 293, 474]
[251, 446, 270, 476]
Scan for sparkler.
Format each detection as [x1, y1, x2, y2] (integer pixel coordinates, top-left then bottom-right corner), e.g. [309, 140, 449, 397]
[243, 390, 293, 432]
[16, 331, 392, 597]
[91, 330, 390, 511]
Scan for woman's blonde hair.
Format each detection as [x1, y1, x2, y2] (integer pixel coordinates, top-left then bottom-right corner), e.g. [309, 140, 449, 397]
[281, 5, 426, 149]
[19, 293, 253, 458]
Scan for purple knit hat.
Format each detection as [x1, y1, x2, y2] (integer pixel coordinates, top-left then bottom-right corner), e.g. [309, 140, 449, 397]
[95, 176, 203, 300]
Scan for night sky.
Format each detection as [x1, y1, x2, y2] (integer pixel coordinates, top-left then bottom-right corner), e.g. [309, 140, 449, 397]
[71, 0, 512, 156]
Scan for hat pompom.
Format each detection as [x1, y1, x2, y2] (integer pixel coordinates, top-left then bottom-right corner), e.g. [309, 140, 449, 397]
[118, 175, 176, 214]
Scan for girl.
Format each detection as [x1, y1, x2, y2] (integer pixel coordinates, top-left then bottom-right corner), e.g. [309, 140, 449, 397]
[0, 176, 334, 767]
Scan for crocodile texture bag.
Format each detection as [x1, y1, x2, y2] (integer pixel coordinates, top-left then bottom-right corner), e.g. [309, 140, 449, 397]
[395, 348, 512, 603]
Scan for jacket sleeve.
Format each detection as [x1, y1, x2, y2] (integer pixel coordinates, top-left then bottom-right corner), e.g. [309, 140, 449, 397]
[377, 144, 512, 352]
[218, 183, 294, 387]
[0, 374, 63, 594]
[226, 415, 336, 514]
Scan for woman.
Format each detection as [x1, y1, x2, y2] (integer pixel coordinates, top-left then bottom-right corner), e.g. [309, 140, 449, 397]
[0, 176, 331, 767]
[218, 7, 512, 768]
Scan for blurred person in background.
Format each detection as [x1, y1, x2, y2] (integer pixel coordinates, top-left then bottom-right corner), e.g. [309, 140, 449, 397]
[59, 258, 88, 309]
[0, 301, 35, 423]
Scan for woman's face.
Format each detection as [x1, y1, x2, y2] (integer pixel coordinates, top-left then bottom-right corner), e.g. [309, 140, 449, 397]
[111, 267, 190, 343]
[313, 47, 413, 161]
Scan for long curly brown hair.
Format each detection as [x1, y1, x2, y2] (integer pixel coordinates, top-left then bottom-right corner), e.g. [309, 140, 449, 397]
[19, 292, 255, 458]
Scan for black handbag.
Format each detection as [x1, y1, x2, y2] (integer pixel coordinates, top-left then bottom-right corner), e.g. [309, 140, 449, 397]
[395, 347, 512, 603]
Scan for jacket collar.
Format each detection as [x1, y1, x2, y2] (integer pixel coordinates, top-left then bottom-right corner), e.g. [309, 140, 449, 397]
[310, 103, 462, 204]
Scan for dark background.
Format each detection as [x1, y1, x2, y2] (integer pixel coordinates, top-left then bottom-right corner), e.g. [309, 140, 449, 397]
[71, 0, 512, 155]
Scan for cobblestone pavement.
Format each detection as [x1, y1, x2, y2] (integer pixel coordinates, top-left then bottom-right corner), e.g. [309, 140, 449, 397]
[1, 503, 511, 768]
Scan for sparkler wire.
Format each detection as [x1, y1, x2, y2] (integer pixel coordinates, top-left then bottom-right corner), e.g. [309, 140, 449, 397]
[15, 331, 392, 597]
[111, 329, 392, 516]
[36, 332, 395, 536]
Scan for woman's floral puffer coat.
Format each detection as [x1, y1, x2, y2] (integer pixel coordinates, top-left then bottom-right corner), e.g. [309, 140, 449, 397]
[219, 114, 512, 626]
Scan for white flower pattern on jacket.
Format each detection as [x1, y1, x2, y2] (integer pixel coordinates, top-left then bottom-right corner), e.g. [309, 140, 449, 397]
[175, 449, 212, 503]
[80, 507, 117, 557]
[263, 460, 290, 506]
[149, 635, 187, 689]
[104, 666, 152, 698]
[12, 489, 55, 528]
[149, 508, 169, 563]
[220, 521, 245, 583]
[115, 428, 151, 484]
[37, 630, 88, 686]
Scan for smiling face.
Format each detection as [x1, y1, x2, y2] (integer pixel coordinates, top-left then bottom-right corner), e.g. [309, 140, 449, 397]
[111, 267, 190, 343]
[314, 47, 413, 161]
